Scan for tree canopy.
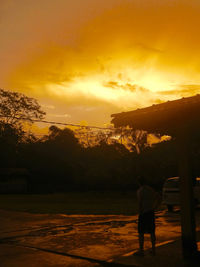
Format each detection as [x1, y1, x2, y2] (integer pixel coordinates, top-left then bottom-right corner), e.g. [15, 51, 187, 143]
[0, 88, 45, 127]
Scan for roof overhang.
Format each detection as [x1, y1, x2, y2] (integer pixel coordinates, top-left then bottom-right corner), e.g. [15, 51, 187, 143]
[111, 94, 200, 135]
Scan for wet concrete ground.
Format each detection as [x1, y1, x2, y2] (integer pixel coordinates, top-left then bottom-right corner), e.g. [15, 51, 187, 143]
[0, 208, 200, 266]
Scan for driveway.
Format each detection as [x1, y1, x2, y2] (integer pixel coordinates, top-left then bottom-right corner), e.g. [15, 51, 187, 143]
[0, 208, 199, 266]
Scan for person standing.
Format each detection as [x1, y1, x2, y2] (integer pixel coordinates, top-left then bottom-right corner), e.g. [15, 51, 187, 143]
[135, 176, 160, 256]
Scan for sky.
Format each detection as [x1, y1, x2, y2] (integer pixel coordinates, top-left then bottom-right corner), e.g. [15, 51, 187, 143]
[1, 0, 200, 128]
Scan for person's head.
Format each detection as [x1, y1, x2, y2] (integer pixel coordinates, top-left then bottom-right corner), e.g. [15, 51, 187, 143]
[137, 176, 146, 187]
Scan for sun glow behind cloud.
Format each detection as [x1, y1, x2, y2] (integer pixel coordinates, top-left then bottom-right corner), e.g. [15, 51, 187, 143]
[43, 67, 180, 109]
[1, 0, 200, 125]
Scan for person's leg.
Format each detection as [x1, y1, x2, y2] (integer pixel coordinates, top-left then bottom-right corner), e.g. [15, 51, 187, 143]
[135, 214, 144, 256]
[150, 232, 156, 255]
[133, 232, 144, 256]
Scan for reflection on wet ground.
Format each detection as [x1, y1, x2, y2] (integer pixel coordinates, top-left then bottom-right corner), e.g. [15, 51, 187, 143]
[0, 209, 200, 266]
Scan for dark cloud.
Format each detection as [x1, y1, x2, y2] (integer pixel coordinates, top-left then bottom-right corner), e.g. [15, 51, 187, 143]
[104, 81, 120, 89]
[104, 81, 149, 93]
[135, 43, 163, 54]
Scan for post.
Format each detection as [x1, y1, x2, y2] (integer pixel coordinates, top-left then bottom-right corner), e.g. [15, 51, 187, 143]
[176, 129, 197, 259]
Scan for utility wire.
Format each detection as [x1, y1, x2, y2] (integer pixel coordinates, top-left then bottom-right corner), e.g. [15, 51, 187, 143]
[0, 116, 115, 131]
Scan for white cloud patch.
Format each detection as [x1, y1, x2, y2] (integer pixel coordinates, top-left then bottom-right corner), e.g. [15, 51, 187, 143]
[49, 113, 71, 118]
[42, 104, 55, 109]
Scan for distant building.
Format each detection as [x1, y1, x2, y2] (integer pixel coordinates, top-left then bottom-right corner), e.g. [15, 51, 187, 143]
[0, 168, 29, 193]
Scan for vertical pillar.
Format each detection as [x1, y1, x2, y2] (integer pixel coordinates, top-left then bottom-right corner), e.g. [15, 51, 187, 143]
[176, 129, 197, 259]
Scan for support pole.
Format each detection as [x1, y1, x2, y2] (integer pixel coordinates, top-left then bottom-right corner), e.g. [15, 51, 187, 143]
[176, 130, 197, 259]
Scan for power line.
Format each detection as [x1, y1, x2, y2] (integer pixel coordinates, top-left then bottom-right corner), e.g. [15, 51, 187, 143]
[33, 119, 114, 130]
[0, 116, 115, 131]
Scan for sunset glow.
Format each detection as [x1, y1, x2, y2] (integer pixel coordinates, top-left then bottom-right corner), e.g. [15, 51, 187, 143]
[1, 0, 200, 126]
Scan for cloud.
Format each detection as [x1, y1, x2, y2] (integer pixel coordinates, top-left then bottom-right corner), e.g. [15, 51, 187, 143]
[2, 0, 200, 125]
[104, 81, 119, 89]
[49, 113, 71, 118]
[41, 104, 55, 109]
[6, 0, 200, 95]
[104, 81, 149, 93]
[158, 84, 200, 97]
[135, 43, 163, 54]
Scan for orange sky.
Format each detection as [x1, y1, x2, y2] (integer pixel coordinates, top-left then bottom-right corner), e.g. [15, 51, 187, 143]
[1, 0, 200, 127]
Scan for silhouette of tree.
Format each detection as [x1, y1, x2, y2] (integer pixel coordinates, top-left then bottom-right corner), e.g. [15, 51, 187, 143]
[18, 126, 83, 192]
[0, 89, 45, 168]
[74, 127, 115, 147]
[43, 125, 79, 150]
[0, 88, 45, 127]
[115, 127, 149, 153]
[0, 122, 24, 167]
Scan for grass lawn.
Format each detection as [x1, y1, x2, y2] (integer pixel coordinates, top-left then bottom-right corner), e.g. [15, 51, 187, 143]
[0, 191, 139, 215]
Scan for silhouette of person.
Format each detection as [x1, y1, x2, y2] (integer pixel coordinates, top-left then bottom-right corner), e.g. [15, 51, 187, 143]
[134, 176, 160, 256]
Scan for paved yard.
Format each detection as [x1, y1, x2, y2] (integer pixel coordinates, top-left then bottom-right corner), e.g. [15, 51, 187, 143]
[0, 208, 200, 266]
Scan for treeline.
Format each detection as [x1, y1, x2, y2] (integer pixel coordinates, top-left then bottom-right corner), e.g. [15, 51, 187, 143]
[1, 88, 200, 192]
[1, 122, 179, 192]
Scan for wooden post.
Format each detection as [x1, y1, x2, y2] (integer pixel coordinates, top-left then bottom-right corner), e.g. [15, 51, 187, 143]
[176, 129, 197, 259]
